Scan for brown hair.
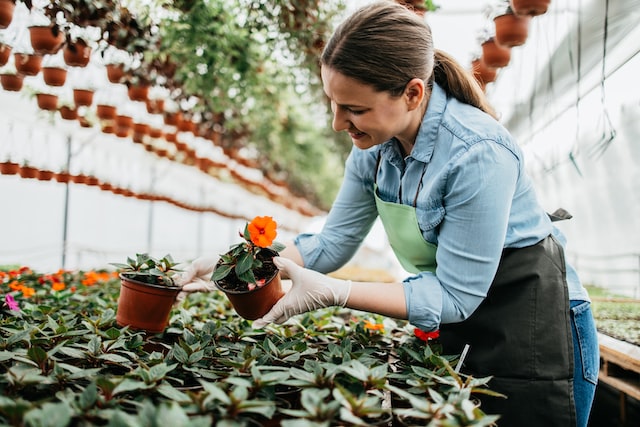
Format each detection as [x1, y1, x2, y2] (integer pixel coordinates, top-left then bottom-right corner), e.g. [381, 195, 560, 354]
[321, 1, 497, 119]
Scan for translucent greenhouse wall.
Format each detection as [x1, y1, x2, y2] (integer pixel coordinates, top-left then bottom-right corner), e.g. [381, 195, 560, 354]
[487, 0, 640, 297]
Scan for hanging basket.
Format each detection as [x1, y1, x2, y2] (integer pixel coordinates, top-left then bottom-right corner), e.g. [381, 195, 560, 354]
[0, 161, 20, 175]
[471, 58, 497, 89]
[42, 66, 67, 86]
[14, 53, 43, 76]
[494, 12, 531, 48]
[510, 0, 550, 17]
[29, 25, 65, 55]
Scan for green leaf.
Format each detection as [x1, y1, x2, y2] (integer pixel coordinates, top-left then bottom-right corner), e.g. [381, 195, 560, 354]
[113, 379, 152, 395]
[23, 402, 72, 427]
[211, 264, 233, 281]
[79, 382, 99, 410]
[156, 383, 192, 403]
[235, 252, 254, 276]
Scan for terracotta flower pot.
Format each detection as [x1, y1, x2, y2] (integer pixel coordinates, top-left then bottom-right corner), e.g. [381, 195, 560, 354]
[59, 105, 78, 120]
[73, 88, 94, 107]
[0, 0, 15, 30]
[510, 0, 550, 17]
[29, 25, 65, 55]
[494, 12, 531, 48]
[128, 84, 149, 102]
[116, 274, 181, 333]
[105, 63, 124, 83]
[0, 161, 20, 175]
[36, 93, 58, 111]
[481, 38, 511, 68]
[0, 43, 11, 66]
[14, 53, 42, 76]
[213, 249, 284, 320]
[54, 171, 71, 183]
[19, 165, 39, 179]
[36, 169, 54, 181]
[146, 99, 164, 114]
[0, 73, 23, 91]
[96, 104, 117, 120]
[42, 66, 67, 86]
[471, 58, 497, 87]
[115, 114, 133, 129]
[63, 41, 91, 67]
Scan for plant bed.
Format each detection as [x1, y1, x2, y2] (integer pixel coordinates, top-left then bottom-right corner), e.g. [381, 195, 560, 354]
[0, 264, 499, 426]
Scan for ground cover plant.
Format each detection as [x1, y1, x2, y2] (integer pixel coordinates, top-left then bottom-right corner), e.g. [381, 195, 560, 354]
[1, 264, 499, 426]
[587, 285, 640, 346]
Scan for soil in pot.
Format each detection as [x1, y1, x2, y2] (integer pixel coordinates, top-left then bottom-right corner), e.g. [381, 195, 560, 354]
[214, 248, 284, 320]
[116, 273, 181, 333]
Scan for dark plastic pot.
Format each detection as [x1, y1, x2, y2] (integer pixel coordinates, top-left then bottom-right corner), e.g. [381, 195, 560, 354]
[116, 273, 181, 333]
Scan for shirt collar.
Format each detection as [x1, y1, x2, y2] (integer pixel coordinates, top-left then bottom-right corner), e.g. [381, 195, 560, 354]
[380, 82, 447, 165]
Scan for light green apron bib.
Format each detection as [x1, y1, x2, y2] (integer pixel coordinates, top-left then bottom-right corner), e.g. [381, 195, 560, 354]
[374, 184, 437, 274]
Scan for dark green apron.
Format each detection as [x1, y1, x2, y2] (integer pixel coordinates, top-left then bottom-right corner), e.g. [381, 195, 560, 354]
[374, 163, 575, 426]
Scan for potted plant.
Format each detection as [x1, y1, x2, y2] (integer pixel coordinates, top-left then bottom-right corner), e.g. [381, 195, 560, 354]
[212, 215, 286, 320]
[0, 62, 23, 91]
[110, 253, 182, 333]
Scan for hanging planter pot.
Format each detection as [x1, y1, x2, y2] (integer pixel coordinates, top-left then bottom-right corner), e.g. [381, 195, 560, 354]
[0, 42, 11, 66]
[0, 161, 20, 175]
[481, 38, 511, 68]
[54, 171, 71, 183]
[19, 165, 39, 179]
[96, 104, 117, 120]
[63, 40, 91, 67]
[510, 0, 550, 17]
[36, 169, 55, 181]
[471, 58, 497, 88]
[0, 0, 14, 29]
[59, 105, 78, 120]
[36, 93, 58, 111]
[0, 73, 23, 91]
[127, 84, 149, 102]
[73, 88, 94, 107]
[105, 63, 125, 83]
[494, 11, 531, 48]
[14, 53, 43, 76]
[146, 98, 164, 114]
[42, 66, 67, 86]
[29, 25, 65, 55]
[115, 114, 133, 129]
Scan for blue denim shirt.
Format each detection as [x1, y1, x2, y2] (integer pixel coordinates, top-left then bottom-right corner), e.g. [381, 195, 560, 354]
[295, 83, 589, 331]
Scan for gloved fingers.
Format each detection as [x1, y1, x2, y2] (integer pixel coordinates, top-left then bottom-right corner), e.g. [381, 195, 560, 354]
[180, 278, 217, 293]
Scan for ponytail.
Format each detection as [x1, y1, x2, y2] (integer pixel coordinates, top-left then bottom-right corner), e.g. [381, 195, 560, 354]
[433, 50, 498, 120]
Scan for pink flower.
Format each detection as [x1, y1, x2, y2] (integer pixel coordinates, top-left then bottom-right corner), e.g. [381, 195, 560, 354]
[4, 294, 19, 311]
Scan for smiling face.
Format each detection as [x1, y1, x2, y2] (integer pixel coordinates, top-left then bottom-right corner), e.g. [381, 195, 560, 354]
[321, 65, 425, 154]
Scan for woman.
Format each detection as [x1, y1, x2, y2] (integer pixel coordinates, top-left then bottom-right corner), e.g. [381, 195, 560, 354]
[178, 2, 599, 426]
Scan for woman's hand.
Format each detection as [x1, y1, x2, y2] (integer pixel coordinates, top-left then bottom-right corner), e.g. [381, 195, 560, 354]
[174, 256, 219, 303]
[252, 257, 352, 328]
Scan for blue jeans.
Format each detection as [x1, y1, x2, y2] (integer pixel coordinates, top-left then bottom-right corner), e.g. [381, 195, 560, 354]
[570, 300, 599, 427]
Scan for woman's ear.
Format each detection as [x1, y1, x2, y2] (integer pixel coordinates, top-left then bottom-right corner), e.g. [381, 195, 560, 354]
[404, 78, 425, 111]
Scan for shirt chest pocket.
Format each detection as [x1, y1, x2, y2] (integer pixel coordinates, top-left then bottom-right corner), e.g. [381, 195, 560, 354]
[416, 203, 445, 243]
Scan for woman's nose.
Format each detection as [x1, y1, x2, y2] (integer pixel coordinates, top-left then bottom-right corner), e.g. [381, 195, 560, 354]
[332, 108, 349, 132]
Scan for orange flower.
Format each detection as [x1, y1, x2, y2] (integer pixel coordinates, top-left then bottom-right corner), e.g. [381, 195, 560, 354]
[247, 216, 278, 248]
[364, 319, 385, 332]
[21, 286, 35, 298]
[51, 281, 66, 291]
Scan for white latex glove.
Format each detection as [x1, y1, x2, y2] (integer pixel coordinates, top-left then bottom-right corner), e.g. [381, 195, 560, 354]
[252, 257, 352, 329]
[174, 255, 219, 303]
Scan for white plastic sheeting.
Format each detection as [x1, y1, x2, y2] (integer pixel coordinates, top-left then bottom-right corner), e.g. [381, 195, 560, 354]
[486, 0, 640, 297]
